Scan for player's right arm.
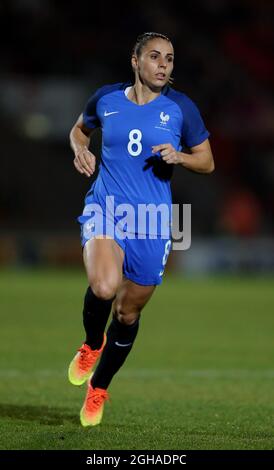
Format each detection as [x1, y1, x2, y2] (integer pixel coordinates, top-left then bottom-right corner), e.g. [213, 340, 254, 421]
[69, 113, 97, 177]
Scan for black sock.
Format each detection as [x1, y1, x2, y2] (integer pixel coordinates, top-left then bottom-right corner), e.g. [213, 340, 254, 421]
[91, 316, 140, 390]
[83, 287, 114, 350]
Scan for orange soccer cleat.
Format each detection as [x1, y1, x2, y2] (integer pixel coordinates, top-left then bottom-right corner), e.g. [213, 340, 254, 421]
[68, 334, 107, 386]
[80, 383, 109, 427]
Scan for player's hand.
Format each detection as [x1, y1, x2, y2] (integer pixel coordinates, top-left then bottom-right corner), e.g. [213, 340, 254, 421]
[73, 146, 96, 177]
[152, 144, 182, 164]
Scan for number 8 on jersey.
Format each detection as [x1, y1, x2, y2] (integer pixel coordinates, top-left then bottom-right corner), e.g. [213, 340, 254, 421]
[127, 129, 143, 157]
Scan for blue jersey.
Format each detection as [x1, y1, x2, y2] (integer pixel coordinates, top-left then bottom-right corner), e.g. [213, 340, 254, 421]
[81, 82, 209, 236]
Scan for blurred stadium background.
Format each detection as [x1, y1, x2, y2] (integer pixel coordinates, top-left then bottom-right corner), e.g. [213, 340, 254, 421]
[1, 0, 274, 273]
[1, 0, 274, 450]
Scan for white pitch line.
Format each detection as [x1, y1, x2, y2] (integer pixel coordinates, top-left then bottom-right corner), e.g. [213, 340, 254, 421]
[0, 369, 274, 379]
[120, 369, 274, 379]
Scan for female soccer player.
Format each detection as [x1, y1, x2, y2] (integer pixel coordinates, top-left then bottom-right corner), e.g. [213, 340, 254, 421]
[68, 32, 214, 427]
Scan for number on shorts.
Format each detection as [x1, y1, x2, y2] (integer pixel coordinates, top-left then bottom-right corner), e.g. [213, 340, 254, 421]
[159, 240, 172, 276]
[162, 239, 172, 266]
[127, 129, 142, 157]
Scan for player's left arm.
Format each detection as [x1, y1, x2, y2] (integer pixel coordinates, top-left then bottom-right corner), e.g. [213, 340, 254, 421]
[152, 138, 215, 174]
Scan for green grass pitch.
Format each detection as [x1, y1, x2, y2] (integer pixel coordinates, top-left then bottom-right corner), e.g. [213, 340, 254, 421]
[0, 268, 274, 450]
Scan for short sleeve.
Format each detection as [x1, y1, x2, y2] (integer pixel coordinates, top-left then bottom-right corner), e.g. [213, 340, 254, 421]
[181, 97, 210, 148]
[82, 89, 101, 129]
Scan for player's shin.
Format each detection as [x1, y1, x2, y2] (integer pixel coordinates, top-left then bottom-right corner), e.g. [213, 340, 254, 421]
[91, 316, 140, 390]
[83, 286, 114, 349]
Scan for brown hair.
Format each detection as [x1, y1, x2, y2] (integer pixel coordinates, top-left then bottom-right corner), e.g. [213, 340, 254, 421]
[132, 32, 171, 57]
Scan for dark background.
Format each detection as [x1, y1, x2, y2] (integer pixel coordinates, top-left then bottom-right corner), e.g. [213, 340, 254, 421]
[1, 0, 274, 270]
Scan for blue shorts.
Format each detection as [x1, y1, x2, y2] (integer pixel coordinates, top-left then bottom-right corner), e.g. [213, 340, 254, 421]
[77, 212, 172, 286]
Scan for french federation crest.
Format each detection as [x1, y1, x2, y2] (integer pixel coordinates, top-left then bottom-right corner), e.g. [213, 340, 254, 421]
[160, 112, 170, 125]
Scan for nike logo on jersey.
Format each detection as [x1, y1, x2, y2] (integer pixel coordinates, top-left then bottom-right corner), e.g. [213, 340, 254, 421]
[115, 341, 132, 347]
[104, 111, 119, 116]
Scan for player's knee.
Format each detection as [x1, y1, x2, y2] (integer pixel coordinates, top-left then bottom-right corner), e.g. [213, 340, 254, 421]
[90, 280, 117, 300]
[114, 305, 140, 325]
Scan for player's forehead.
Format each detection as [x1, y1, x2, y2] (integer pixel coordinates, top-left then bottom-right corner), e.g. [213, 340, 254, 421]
[142, 38, 174, 56]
